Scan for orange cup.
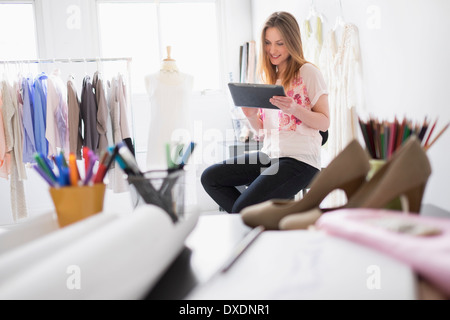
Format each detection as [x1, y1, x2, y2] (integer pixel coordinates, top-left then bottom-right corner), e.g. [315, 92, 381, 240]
[49, 183, 106, 227]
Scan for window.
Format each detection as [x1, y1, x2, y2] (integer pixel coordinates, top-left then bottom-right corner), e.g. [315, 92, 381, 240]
[97, 0, 221, 93]
[97, 2, 159, 93]
[0, 2, 38, 74]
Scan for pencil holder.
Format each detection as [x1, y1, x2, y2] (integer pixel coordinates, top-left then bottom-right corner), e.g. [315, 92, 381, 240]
[128, 169, 185, 223]
[367, 159, 386, 180]
[49, 183, 106, 227]
[368, 159, 402, 211]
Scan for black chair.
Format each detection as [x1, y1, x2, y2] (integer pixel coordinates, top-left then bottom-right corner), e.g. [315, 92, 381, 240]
[320, 130, 328, 146]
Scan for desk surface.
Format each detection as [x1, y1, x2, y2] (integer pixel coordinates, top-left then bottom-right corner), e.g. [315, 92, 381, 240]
[145, 212, 418, 300]
[145, 213, 250, 299]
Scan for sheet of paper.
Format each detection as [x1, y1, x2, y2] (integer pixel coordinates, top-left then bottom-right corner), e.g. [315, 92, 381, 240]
[187, 230, 416, 300]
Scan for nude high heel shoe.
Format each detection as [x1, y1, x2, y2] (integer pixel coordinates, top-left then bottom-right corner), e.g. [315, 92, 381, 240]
[279, 136, 431, 230]
[240, 140, 371, 230]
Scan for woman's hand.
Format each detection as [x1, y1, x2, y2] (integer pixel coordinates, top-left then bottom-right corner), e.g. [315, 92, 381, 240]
[269, 96, 297, 114]
[270, 94, 330, 131]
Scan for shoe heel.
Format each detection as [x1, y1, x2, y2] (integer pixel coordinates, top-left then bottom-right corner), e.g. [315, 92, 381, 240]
[401, 183, 426, 213]
[339, 176, 367, 200]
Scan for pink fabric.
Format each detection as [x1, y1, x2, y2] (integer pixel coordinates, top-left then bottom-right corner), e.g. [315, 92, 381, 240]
[0, 92, 11, 179]
[316, 208, 450, 297]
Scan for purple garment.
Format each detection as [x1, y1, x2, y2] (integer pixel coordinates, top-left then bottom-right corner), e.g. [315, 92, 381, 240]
[22, 77, 36, 163]
[33, 73, 48, 157]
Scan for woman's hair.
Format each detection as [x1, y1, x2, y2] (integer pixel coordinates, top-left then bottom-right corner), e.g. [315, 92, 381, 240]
[257, 11, 308, 88]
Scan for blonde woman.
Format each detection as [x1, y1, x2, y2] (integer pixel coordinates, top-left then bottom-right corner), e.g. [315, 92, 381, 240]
[201, 11, 329, 213]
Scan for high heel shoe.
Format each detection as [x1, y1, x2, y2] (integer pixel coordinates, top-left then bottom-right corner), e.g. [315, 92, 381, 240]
[279, 136, 431, 230]
[240, 139, 371, 230]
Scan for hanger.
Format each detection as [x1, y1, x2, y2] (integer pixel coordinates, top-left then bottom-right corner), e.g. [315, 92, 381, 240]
[67, 58, 76, 82]
[306, 0, 323, 21]
[51, 57, 61, 76]
[96, 57, 104, 74]
[3, 62, 11, 84]
[84, 58, 88, 77]
[333, 0, 346, 31]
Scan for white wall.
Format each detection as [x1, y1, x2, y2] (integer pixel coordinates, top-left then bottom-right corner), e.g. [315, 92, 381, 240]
[251, 0, 450, 211]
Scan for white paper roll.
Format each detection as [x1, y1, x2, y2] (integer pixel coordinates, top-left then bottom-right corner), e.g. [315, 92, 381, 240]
[0, 211, 60, 255]
[0, 212, 118, 284]
[0, 204, 199, 300]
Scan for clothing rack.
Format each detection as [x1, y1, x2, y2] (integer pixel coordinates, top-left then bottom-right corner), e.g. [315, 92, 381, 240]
[0, 57, 132, 64]
[0, 57, 136, 151]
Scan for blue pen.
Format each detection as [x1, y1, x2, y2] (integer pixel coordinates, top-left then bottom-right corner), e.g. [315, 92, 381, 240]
[61, 166, 71, 186]
[180, 142, 196, 166]
[173, 143, 185, 165]
[54, 154, 68, 186]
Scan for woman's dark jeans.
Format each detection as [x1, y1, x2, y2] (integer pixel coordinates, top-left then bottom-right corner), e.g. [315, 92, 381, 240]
[201, 152, 319, 213]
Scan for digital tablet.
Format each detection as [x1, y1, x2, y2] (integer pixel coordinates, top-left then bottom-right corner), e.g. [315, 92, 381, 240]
[228, 83, 286, 109]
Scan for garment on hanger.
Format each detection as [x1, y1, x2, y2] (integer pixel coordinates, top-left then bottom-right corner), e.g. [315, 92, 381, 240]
[0, 89, 11, 179]
[303, 14, 324, 65]
[80, 75, 99, 154]
[144, 60, 193, 170]
[93, 71, 109, 155]
[32, 73, 49, 157]
[319, 23, 364, 206]
[106, 75, 129, 193]
[1, 80, 26, 180]
[21, 77, 36, 163]
[67, 77, 83, 159]
[46, 69, 70, 159]
[16, 81, 25, 161]
[1, 79, 28, 221]
[117, 74, 132, 148]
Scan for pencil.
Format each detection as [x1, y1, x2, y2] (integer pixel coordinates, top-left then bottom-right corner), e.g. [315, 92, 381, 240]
[424, 122, 449, 151]
[221, 225, 265, 273]
[83, 146, 90, 173]
[93, 151, 109, 183]
[34, 153, 58, 184]
[33, 164, 57, 187]
[424, 118, 438, 148]
[69, 153, 79, 186]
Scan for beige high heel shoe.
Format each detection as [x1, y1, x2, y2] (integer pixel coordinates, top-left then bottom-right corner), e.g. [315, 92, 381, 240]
[279, 136, 432, 230]
[240, 140, 371, 230]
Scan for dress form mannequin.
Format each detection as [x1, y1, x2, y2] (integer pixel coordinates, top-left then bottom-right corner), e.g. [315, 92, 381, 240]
[145, 46, 193, 170]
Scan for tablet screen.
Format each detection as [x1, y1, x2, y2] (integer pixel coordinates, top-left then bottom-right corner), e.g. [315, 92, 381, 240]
[228, 83, 286, 109]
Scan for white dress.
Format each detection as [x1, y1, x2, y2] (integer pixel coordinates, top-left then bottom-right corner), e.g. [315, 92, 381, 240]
[319, 23, 364, 163]
[319, 23, 364, 206]
[106, 74, 131, 193]
[302, 15, 324, 66]
[144, 70, 193, 170]
[1, 80, 27, 222]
